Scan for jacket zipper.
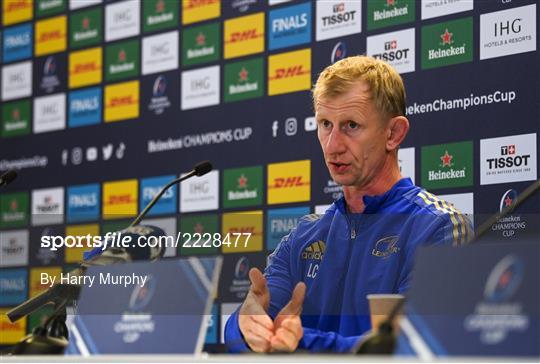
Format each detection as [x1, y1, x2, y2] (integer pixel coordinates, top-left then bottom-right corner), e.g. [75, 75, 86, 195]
[345, 214, 357, 240]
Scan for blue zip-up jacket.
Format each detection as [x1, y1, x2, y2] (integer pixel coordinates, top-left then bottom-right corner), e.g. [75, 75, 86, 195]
[225, 178, 472, 353]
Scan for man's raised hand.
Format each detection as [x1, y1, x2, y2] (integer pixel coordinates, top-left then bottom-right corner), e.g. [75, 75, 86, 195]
[270, 281, 306, 352]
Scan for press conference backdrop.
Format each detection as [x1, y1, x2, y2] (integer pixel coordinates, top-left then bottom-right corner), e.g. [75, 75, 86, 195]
[0, 0, 538, 351]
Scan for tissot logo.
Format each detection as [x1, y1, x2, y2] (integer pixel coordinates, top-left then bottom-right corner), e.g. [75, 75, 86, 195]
[268, 2, 311, 50]
[142, 30, 178, 75]
[2, 61, 32, 101]
[105, 0, 140, 42]
[180, 170, 219, 212]
[316, 0, 361, 41]
[0, 230, 29, 267]
[368, 28, 415, 74]
[33, 93, 66, 133]
[3, 23, 32, 63]
[181, 65, 220, 110]
[480, 133, 537, 185]
[31, 187, 64, 225]
[480, 4, 536, 60]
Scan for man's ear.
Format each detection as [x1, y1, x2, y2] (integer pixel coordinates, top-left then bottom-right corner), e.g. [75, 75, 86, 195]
[386, 116, 409, 152]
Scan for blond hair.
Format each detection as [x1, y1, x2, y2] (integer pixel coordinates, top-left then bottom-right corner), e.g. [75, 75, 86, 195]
[312, 56, 406, 118]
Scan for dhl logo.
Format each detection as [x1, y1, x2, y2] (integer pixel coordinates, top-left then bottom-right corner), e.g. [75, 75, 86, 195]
[185, 0, 219, 9]
[7, 0, 30, 11]
[269, 66, 310, 80]
[226, 29, 262, 44]
[39, 30, 63, 42]
[107, 194, 135, 205]
[269, 176, 310, 189]
[0, 321, 23, 331]
[109, 96, 135, 107]
[73, 62, 98, 74]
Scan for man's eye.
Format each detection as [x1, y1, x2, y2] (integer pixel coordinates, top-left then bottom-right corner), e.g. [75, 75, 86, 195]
[347, 121, 358, 129]
[321, 120, 332, 128]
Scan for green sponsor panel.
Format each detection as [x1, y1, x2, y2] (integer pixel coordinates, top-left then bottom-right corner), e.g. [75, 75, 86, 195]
[2, 100, 31, 137]
[36, 0, 66, 18]
[421, 17, 473, 70]
[421, 141, 473, 189]
[0, 192, 29, 228]
[70, 7, 102, 49]
[178, 214, 219, 256]
[224, 58, 264, 103]
[105, 39, 140, 82]
[143, 0, 178, 33]
[182, 22, 220, 67]
[28, 307, 55, 332]
[222, 166, 263, 207]
[367, 0, 415, 30]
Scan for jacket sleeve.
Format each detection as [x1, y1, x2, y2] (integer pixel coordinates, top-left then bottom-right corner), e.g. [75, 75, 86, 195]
[397, 211, 473, 293]
[300, 327, 366, 352]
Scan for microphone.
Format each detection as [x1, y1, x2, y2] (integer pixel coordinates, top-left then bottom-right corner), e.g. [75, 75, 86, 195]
[130, 160, 213, 227]
[0, 170, 17, 187]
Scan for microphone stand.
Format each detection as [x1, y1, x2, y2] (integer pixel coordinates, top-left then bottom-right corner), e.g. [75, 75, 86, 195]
[7, 162, 213, 355]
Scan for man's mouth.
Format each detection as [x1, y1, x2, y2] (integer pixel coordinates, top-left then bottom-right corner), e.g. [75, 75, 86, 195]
[328, 162, 351, 173]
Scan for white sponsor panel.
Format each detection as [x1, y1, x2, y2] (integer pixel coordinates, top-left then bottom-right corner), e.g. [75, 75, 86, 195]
[181, 65, 220, 110]
[480, 133, 537, 185]
[180, 170, 219, 212]
[480, 4, 536, 60]
[421, 0, 473, 20]
[269, 0, 292, 5]
[438, 192, 474, 226]
[33, 93, 66, 133]
[32, 187, 64, 226]
[105, 0, 140, 42]
[398, 147, 416, 184]
[316, 0, 362, 41]
[220, 302, 241, 344]
[2, 61, 32, 101]
[314, 204, 331, 215]
[0, 230, 29, 267]
[142, 31, 179, 75]
[367, 28, 415, 74]
[141, 217, 177, 258]
[70, 0, 102, 10]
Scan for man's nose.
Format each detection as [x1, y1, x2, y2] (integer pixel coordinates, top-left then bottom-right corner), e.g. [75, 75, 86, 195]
[325, 129, 346, 155]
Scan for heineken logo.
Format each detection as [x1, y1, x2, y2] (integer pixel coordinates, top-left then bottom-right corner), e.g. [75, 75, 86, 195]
[422, 141, 473, 189]
[440, 150, 453, 167]
[156, 0, 165, 12]
[229, 67, 258, 95]
[229, 174, 258, 200]
[74, 17, 98, 41]
[148, 7, 173, 25]
[118, 49, 126, 62]
[374, 0, 409, 21]
[187, 32, 215, 59]
[422, 17, 472, 69]
[110, 49, 135, 74]
[224, 58, 263, 102]
[193, 222, 204, 234]
[12, 109, 20, 120]
[83, 17, 90, 30]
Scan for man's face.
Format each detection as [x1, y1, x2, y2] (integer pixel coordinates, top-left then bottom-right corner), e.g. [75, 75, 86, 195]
[316, 81, 389, 188]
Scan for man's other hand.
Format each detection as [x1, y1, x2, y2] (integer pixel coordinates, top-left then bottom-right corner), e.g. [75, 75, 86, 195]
[238, 268, 274, 352]
[271, 281, 306, 352]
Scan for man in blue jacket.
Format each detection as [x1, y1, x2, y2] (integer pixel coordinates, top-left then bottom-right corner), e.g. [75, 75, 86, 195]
[225, 56, 472, 353]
